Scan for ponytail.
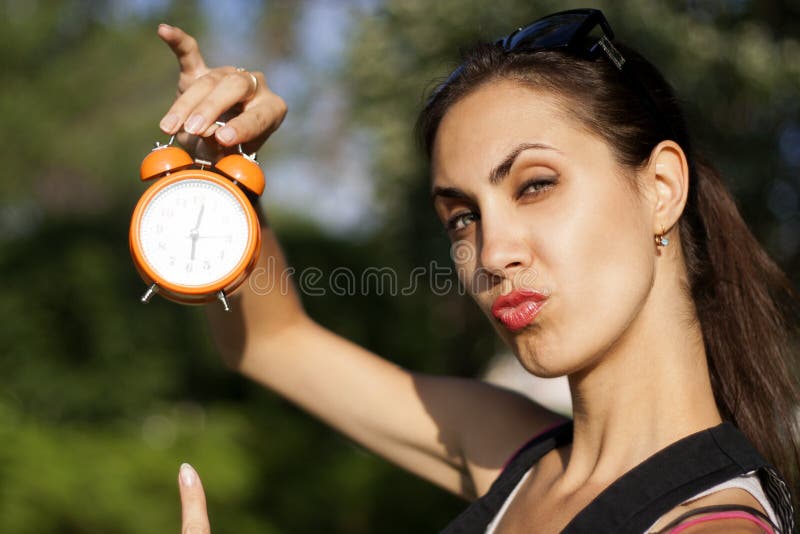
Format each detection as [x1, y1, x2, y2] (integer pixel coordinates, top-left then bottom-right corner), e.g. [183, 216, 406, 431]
[682, 156, 800, 510]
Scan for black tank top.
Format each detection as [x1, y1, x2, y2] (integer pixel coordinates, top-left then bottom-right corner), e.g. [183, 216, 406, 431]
[440, 420, 796, 533]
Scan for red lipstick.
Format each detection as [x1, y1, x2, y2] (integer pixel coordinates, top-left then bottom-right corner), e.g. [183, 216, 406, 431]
[491, 288, 549, 331]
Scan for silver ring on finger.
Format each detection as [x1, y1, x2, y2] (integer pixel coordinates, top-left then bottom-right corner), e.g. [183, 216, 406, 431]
[235, 67, 258, 101]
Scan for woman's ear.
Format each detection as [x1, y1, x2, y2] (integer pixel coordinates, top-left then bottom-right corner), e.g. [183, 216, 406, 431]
[646, 140, 689, 235]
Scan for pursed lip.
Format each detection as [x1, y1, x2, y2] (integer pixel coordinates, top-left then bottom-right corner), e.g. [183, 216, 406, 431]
[491, 288, 549, 331]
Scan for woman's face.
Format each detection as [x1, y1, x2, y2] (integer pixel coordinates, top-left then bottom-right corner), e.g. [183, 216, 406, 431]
[431, 79, 657, 378]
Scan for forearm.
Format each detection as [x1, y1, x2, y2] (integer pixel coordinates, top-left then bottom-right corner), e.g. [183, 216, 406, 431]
[204, 219, 306, 368]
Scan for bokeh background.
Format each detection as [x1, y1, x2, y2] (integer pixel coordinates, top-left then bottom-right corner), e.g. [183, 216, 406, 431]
[1, 0, 799, 532]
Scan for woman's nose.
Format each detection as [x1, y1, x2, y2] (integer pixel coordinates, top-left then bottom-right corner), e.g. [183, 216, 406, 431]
[477, 211, 534, 280]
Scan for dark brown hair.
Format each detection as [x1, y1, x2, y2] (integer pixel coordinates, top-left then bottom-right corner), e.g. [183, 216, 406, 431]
[418, 41, 800, 514]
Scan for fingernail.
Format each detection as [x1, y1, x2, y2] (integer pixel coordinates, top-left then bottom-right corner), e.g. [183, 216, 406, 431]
[216, 126, 235, 144]
[159, 23, 173, 30]
[160, 113, 179, 133]
[185, 114, 204, 134]
[180, 463, 196, 487]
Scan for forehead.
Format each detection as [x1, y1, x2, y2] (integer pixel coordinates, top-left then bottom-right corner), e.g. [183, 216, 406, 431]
[431, 80, 603, 185]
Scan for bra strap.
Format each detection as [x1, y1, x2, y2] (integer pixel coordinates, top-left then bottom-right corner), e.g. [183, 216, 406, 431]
[649, 504, 779, 533]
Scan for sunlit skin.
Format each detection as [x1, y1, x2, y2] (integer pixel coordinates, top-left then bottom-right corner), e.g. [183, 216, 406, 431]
[431, 80, 734, 529]
[432, 81, 658, 378]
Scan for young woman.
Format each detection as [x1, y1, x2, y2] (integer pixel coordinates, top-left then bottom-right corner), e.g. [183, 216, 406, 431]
[158, 9, 799, 533]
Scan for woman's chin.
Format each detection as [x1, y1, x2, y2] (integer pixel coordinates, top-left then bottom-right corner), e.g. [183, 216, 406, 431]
[518, 359, 570, 379]
[510, 342, 571, 378]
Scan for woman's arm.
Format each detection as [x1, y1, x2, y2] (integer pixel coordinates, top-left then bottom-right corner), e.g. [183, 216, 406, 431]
[159, 24, 568, 500]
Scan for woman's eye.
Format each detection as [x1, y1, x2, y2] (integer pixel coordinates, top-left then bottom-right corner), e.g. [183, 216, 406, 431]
[518, 177, 557, 198]
[446, 211, 478, 232]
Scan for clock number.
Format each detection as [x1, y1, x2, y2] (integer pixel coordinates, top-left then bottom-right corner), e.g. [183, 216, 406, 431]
[203, 261, 211, 271]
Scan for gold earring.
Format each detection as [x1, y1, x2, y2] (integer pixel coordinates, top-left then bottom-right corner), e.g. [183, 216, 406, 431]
[655, 226, 669, 247]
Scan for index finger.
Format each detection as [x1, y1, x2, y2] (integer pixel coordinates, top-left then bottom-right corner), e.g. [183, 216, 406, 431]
[178, 463, 211, 534]
[158, 24, 208, 79]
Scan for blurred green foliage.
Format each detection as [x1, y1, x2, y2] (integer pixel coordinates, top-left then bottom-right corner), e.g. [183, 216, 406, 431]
[0, 0, 798, 532]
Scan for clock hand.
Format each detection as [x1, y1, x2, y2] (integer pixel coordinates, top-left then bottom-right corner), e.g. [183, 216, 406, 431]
[189, 204, 204, 261]
[192, 204, 205, 232]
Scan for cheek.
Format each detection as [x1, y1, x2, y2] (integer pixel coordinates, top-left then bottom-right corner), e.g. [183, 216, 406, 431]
[548, 182, 655, 355]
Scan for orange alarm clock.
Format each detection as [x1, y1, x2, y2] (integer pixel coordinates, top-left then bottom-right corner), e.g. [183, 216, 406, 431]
[129, 130, 264, 311]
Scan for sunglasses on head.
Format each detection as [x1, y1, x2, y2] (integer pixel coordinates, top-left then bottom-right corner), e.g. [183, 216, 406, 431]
[496, 8, 625, 69]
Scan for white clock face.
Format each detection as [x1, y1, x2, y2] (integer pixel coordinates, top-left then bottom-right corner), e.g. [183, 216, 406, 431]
[138, 178, 250, 287]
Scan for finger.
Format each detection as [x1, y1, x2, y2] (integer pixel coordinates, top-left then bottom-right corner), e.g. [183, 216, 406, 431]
[215, 94, 288, 148]
[200, 123, 221, 138]
[186, 71, 261, 138]
[179, 463, 210, 534]
[158, 24, 209, 79]
[159, 71, 222, 134]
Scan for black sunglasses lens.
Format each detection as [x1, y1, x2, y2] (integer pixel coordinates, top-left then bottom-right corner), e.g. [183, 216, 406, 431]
[501, 13, 591, 51]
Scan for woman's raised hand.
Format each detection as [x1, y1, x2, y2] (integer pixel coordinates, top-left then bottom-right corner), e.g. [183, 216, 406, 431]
[178, 463, 211, 534]
[157, 24, 287, 158]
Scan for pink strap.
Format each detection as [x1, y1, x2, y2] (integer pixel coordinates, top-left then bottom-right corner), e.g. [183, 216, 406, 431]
[668, 510, 775, 533]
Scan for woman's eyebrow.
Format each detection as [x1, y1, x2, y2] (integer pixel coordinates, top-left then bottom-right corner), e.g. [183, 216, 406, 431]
[488, 142, 562, 185]
[430, 186, 470, 203]
[431, 142, 561, 202]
